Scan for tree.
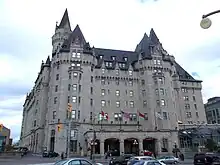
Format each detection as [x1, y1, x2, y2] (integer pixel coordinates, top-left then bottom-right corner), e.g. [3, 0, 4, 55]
[205, 139, 218, 152]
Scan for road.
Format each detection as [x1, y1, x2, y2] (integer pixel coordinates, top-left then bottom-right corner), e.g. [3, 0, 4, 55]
[0, 155, 194, 165]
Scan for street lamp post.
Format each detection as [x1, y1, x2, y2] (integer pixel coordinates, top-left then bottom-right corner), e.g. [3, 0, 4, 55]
[200, 10, 220, 29]
[90, 129, 97, 160]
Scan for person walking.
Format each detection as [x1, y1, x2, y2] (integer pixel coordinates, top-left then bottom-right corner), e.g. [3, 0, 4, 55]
[61, 152, 64, 160]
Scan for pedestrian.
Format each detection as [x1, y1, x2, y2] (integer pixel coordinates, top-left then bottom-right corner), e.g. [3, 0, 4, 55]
[153, 152, 157, 159]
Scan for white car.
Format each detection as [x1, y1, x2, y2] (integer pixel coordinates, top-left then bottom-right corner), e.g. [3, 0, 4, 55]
[133, 160, 164, 165]
[53, 158, 103, 165]
[157, 156, 179, 164]
[128, 156, 166, 165]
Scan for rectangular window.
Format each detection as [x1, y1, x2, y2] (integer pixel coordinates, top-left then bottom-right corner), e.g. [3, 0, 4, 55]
[99, 55, 103, 59]
[143, 101, 147, 107]
[68, 84, 71, 91]
[34, 120, 36, 127]
[194, 104, 197, 110]
[54, 97, 57, 104]
[91, 76, 93, 83]
[144, 113, 148, 120]
[114, 113, 122, 121]
[78, 110, 80, 119]
[101, 89, 105, 96]
[130, 101, 134, 108]
[160, 88, 164, 95]
[129, 114, 137, 121]
[116, 90, 120, 96]
[161, 99, 165, 106]
[156, 100, 160, 106]
[90, 87, 93, 95]
[102, 68, 105, 74]
[72, 52, 76, 57]
[67, 96, 70, 103]
[90, 99, 93, 106]
[101, 100, 106, 107]
[101, 79, 105, 85]
[72, 96, 77, 103]
[116, 101, 120, 108]
[181, 88, 188, 93]
[129, 80, 133, 86]
[111, 56, 116, 60]
[52, 111, 56, 119]
[153, 59, 157, 65]
[157, 60, 161, 65]
[193, 96, 196, 101]
[79, 85, 81, 93]
[129, 70, 133, 76]
[55, 85, 58, 92]
[185, 104, 190, 109]
[73, 72, 78, 77]
[162, 112, 168, 120]
[124, 57, 127, 61]
[72, 110, 76, 119]
[158, 78, 164, 84]
[129, 90, 134, 97]
[76, 52, 81, 58]
[196, 111, 199, 117]
[116, 80, 119, 85]
[116, 69, 119, 75]
[186, 112, 192, 118]
[183, 96, 189, 101]
[141, 80, 145, 85]
[78, 97, 81, 104]
[69, 73, 71, 79]
[155, 89, 159, 95]
[73, 84, 77, 91]
[56, 74, 59, 80]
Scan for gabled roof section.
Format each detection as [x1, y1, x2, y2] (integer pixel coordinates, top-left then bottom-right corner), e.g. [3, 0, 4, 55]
[135, 33, 152, 59]
[60, 25, 86, 52]
[58, 8, 71, 30]
[46, 56, 50, 65]
[174, 61, 202, 82]
[149, 28, 159, 45]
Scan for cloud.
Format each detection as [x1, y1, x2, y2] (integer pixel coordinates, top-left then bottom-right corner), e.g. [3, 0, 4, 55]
[0, 0, 220, 140]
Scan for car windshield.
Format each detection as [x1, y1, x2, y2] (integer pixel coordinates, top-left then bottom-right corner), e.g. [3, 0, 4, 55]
[54, 159, 68, 165]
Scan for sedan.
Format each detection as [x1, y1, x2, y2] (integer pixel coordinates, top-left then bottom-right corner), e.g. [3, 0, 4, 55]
[157, 156, 179, 164]
[133, 160, 164, 165]
[53, 158, 103, 165]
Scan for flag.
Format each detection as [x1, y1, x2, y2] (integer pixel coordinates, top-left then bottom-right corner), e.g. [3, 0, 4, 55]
[138, 111, 145, 119]
[105, 113, 109, 120]
[101, 111, 105, 116]
[155, 112, 163, 120]
[121, 110, 130, 119]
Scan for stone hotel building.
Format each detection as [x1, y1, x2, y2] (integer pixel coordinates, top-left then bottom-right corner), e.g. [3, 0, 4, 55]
[20, 9, 207, 155]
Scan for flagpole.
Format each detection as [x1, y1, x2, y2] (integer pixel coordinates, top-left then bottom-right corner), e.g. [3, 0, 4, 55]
[154, 109, 157, 130]
[137, 110, 140, 130]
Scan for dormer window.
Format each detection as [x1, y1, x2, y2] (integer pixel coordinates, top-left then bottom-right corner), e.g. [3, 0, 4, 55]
[109, 62, 112, 67]
[99, 55, 103, 59]
[129, 70, 133, 76]
[111, 56, 116, 60]
[119, 63, 122, 67]
[102, 68, 105, 74]
[123, 57, 128, 61]
[122, 63, 126, 68]
[105, 62, 109, 67]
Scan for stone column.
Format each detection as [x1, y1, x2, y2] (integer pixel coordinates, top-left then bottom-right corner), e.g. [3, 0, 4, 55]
[139, 140, 143, 155]
[100, 140, 105, 157]
[156, 139, 162, 156]
[168, 140, 173, 154]
[120, 140, 124, 155]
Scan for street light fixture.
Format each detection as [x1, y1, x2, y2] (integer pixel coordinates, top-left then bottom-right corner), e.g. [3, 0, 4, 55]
[200, 10, 220, 29]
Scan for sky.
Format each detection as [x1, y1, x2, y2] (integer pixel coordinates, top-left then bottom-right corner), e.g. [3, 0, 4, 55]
[0, 0, 220, 142]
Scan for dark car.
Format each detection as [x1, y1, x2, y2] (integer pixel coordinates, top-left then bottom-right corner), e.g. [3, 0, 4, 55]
[42, 151, 59, 158]
[194, 152, 220, 165]
[109, 154, 134, 165]
[106, 150, 120, 157]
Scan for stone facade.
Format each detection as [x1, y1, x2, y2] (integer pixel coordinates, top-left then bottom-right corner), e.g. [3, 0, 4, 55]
[205, 97, 220, 124]
[19, 9, 207, 155]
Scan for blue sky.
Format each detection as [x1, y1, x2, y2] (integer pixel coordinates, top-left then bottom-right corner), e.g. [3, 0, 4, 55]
[0, 0, 220, 142]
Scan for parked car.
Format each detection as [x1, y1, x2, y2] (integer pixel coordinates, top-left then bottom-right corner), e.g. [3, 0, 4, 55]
[128, 156, 155, 165]
[194, 152, 220, 165]
[42, 151, 59, 157]
[133, 160, 164, 165]
[157, 156, 179, 164]
[109, 154, 134, 165]
[143, 150, 153, 156]
[54, 158, 104, 165]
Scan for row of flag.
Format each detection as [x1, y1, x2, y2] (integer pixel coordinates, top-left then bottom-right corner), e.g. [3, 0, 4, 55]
[98, 110, 164, 120]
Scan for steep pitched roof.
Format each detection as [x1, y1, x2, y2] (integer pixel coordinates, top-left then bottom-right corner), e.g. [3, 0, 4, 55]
[60, 25, 86, 51]
[149, 28, 159, 45]
[174, 62, 202, 82]
[58, 8, 71, 30]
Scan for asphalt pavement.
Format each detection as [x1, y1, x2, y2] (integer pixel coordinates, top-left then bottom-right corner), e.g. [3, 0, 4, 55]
[0, 154, 194, 165]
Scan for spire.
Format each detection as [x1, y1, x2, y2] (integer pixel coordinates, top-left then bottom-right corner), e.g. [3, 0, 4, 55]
[58, 8, 71, 30]
[46, 56, 50, 64]
[149, 28, 159, 44]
